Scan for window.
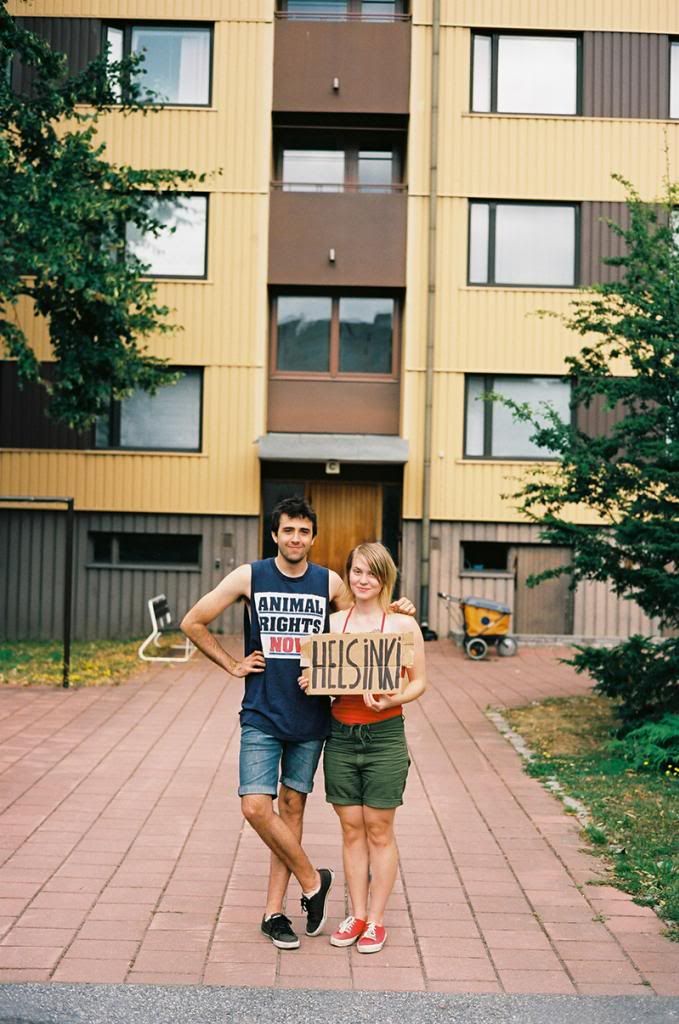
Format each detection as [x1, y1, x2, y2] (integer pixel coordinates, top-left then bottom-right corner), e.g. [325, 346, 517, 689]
[95, 368, 202, 451]
[461, 542, 509, 573]
[671, 41, 679, 118]
[126, 194, 208, 278]
[472, 32, 579, 115]
[469, 201, 578, 287]
[105, 23, 212, 105]
[274, 295, 396, 377]
[278, 137, 401, 193]
[90, 532, 201, 567]
[279, 1, 403, 21]
[465, 375, 571, 459]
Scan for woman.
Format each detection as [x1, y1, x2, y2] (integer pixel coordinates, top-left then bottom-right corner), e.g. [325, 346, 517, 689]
[301, 542, 426, 954]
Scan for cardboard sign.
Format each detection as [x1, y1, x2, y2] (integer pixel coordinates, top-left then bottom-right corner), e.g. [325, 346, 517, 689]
[299, 631, 414, 696]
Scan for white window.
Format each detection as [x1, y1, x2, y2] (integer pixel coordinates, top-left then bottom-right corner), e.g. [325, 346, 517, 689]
[106, 24, 212, 106]
[472, 33, 579, 115]
[465, 375, 571, 459]
[671, 41, 679, 119]
[126, 194, 208, 278]
[96, 368, 203, 451]
[469, 201, 577, 287]
[282, 150, 345, 192]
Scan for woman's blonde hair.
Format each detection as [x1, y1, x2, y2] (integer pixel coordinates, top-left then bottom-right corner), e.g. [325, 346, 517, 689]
[344, 542, 398, 612]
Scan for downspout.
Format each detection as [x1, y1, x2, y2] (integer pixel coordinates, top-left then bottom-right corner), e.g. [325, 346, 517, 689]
[419, 0, 440, 640]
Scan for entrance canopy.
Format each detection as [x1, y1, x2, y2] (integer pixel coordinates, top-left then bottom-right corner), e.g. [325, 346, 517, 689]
[257, 433, 409, 464]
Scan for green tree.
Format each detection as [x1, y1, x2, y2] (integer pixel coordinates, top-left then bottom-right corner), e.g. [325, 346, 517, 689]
[499, 176, 679, 728]
[0, 7, 205, 429]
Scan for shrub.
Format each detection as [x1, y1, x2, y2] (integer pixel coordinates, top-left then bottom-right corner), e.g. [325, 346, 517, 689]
[609, 713, 679, 774]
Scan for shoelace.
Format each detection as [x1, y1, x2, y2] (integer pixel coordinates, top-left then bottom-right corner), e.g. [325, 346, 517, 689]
[337, 916, 357, 933]
[300, 894, 310, 912]
[362, 922, 378, 940]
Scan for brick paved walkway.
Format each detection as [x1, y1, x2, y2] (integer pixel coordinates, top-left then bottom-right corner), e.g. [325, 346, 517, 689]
[0, 640, 677, 995]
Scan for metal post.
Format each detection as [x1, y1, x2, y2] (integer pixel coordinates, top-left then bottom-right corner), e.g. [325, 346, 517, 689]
[62, 499, 75, 688]
[419, 0, 440, 641]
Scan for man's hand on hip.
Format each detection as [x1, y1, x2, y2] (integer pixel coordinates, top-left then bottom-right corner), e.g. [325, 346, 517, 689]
[230, 650, 266, 678]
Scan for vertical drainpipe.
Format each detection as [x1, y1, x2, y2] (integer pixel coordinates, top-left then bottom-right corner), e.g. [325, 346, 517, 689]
[419, 0, 440, 639]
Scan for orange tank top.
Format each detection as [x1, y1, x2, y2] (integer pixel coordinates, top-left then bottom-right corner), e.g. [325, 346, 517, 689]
[331, 607, 404, 726]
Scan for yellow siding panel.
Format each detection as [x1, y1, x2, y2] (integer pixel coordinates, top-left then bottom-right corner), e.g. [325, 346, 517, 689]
[0, 366, 264, 514]
[8, 1, 272, 21]
[94, 21, 273, 193]
[442, 0, 679, 33]
[401, 370, 426, 519]
[438, 27, 679, 201]
[446, 116, 679, 202]
[435, 198, 583, 373]
[408, 22, 432, 197]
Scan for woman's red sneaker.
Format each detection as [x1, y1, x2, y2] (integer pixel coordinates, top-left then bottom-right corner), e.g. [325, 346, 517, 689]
[330, 915, 368, 947]
[356, 921, 387, 953]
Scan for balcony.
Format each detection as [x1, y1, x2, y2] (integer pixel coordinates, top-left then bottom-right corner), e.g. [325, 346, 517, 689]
[268, 378, 400, 434]
[273, 15, 410, 114]
[268, 188, 407, 286]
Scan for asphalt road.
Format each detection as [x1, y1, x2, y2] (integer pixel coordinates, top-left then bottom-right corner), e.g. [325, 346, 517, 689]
[0, 985, 678, 1024]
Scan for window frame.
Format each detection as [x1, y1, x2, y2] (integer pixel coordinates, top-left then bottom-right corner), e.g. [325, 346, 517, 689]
[470, 30, 583, 116]
[96, 366, 204, 453]
[670, 39, 679, 119]
[125, 192, 210, 281]
[463, 373, 573, 461]
[270, 291, 401, 381]
[88, 531, 202, 570]
[103, 20, 214, 107]
[274, 129, 405, 192]
[467, 199, 580, 288]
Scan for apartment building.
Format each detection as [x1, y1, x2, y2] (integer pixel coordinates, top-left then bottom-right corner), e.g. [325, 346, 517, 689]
[1, 0, 674, 642]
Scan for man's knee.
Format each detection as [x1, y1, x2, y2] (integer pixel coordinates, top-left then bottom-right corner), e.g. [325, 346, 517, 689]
[241, 793, 273, 828]
[278, 784, 307, 821]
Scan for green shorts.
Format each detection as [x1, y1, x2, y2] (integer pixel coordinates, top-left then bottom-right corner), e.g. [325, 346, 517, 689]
[323, 714, 410, 809]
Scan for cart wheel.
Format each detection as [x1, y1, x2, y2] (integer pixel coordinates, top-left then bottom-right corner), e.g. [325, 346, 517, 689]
[497, 636, 518, 657]
[465, 638, 488, 660]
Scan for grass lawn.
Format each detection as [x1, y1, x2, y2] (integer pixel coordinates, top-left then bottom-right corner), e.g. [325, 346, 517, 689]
[504, 694, 679, 941]
[0, 638, 149, 687]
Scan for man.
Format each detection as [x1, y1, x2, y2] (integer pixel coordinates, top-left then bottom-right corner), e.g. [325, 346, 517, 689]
[181, 496, 413, 950]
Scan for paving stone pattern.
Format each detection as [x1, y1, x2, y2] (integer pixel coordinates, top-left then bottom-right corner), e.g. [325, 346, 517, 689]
[0, 641, 677, 995]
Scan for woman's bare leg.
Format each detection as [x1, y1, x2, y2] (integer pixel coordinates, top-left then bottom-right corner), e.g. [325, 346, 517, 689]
[334, 804, 369, 920]
[363, 805, 398, 924]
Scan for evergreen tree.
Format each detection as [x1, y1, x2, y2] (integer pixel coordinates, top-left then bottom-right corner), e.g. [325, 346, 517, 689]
[0, 7, 205, 429]
[500, 176, 679, 728]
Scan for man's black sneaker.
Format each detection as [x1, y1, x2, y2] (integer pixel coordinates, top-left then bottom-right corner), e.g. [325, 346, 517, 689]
[301, 867, 334, 937]
[260, 913, 300, 949]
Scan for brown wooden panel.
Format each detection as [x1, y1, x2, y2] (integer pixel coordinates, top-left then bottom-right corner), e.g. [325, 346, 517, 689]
[575, 388, 628, 437]
[12, 17, 102, 95]
[273, 19, 410, 114]
[0, 363, 93, 449]
[580, 201, 630, 286]
[514, 545, 573, 635]
[269, 191, 407, 286]
[583, 32, 670, 120]
[306, 481, 382, 578]
[268, 378, 400, 434]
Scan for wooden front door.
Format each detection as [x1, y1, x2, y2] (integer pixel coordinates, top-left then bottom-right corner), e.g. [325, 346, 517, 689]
[514, 545, 573, 635]
[306, 482, 382, 578]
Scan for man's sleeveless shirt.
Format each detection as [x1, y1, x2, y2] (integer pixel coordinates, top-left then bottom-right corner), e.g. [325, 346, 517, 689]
[241, 558, 331, 742]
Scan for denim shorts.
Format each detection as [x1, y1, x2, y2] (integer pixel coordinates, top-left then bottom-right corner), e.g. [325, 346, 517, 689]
[323, 715, 410, 809]
[238, 725, 324, 797]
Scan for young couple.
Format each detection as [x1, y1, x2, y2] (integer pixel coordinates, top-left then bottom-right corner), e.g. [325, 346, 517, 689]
[181, 496, 427, 954]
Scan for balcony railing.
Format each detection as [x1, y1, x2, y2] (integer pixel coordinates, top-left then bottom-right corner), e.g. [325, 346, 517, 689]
[271, 180, 407, 193]
[275, 2, 410, 22]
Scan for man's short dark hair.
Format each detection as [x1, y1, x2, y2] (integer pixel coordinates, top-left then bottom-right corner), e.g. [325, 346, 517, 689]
[271, 496, 318, 537]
